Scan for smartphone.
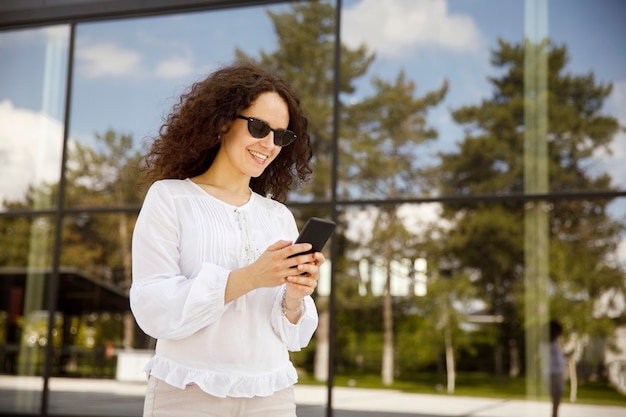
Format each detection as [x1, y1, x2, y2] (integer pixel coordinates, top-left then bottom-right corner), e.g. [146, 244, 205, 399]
[289, 217, 336, 257]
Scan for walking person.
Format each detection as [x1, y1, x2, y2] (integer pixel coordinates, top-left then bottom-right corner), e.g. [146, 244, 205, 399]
[130, 61, 324, 417]
[548, 320, 566, 417]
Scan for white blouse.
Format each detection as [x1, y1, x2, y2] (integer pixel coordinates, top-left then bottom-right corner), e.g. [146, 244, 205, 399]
[130, 179, 319, 398]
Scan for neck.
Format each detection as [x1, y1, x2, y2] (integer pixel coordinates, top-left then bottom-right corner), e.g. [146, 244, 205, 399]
[191, 169, 252, 206]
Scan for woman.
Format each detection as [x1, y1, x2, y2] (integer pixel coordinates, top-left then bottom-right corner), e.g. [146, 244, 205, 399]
[549, 320, 566, 417]
[130, 61, 323, 417]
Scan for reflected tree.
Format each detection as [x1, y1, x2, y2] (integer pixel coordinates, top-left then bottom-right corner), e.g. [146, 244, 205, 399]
[430, 39, 625, 381]
[63, 129, 143, 350]
[239, 1, 447, 385]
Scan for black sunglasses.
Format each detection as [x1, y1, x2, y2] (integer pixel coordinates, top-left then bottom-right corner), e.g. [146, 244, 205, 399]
[236, 115, 297, 147]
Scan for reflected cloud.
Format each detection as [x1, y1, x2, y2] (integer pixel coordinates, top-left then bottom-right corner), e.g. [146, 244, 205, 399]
[343, 0, 484, 57]
[610, 80, 626, 135]
[76, 41, 142, 78]
[345, 203, 449, 246]
[0, 25, 68, 45]
[593, 80, 626, 189]
[0, 100, 63, 207]
[76, 36, 197, 80]
[154, 56, 194, 79]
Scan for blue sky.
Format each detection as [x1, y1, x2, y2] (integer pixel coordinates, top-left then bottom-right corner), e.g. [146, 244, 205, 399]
[1, 0, 625, 203]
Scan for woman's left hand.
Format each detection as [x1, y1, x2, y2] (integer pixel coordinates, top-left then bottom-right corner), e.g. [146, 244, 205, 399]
[284, 251, 325, 302]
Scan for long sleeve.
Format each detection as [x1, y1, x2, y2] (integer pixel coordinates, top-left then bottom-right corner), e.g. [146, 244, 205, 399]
[271, 290, 319, 351]
[130, 182, 228, 340]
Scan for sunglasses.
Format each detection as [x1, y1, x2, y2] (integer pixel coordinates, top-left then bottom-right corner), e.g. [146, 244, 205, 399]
[236, 115, 297, 147]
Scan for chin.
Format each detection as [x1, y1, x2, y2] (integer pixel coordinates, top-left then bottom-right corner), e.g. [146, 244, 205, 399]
[250, 169, 266, 178]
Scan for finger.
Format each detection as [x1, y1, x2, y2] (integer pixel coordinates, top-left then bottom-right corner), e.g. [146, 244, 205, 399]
[299, 261, 320, 276]
[286, 281, 315, 297]
[287, 243, 313, 258]
[314, 252, 326, 265]
[289, 253, 317, 268]
[287, 274, 318, 288]
[268, 240, 294, 251]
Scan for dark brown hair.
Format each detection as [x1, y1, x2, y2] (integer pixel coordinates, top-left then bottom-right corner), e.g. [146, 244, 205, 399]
[140, 60, 313, 202]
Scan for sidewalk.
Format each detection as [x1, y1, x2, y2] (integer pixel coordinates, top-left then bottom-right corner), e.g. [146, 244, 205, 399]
[294, 385, 626, 417]
[1, 376, 625, 416]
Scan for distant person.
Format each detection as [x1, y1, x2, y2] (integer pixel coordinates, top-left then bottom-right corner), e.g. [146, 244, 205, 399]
[548, 320, 566, 417]
[130, 61, 324, 417]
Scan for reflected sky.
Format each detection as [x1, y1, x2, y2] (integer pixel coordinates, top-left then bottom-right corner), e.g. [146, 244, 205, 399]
[1, 0, 625, 201]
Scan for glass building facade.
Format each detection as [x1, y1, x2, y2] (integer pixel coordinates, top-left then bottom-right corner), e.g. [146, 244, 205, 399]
[1, 0, 625, 416]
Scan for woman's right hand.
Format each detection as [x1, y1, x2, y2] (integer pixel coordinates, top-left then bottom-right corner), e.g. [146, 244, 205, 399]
[224, 240, 316, 303]
[249, 240, 315, 287]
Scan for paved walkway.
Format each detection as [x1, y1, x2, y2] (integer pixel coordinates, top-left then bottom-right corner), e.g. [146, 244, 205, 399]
[294, 385, 626, 417]
[1, 376, 625, 416]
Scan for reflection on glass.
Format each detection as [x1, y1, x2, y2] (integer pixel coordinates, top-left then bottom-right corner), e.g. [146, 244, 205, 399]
[340, 0, 626, 198]
[289, 207, 334, 384]
[46, 212, 149, 416]
[68, 2, 335, 207]
[63, 130, 145, 209]
[0, 0, 625, 415]
[0, 26, 68, 212]
[335, 195, 626, 409]
[0, 215, 55, 414]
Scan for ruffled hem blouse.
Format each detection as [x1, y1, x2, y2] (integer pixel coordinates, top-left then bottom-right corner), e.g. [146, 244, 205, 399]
[130, 179, 318, 398]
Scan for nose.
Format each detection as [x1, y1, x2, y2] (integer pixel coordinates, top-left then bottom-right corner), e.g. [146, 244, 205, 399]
[259, 131, 276, 148]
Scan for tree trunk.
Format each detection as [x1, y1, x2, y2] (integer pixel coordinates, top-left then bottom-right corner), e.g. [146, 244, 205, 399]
[118, 211, 135, 350]
[509, 337, 520, 378]
[569, 358, 578, 402]
[444, 322, 455, 394]
[382, 239, 394, 386]
[314, 306, 329, 381]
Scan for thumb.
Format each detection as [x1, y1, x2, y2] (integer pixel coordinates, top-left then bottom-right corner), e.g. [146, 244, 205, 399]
[267, 240, 293, 251]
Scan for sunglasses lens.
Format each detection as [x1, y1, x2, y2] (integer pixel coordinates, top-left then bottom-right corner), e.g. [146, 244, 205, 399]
[239, 115, 297, 146]
[247, 118, 270, 138]
[274, 131, 297, 146]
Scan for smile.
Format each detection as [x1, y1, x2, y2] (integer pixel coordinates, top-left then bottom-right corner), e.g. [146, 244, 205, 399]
[249, 149, 268, 163]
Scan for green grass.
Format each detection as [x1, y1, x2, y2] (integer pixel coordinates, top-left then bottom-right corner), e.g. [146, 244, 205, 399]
[297, 372, 626, 407]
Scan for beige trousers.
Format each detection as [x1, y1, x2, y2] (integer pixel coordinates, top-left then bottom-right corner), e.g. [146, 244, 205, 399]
[143, 375, 297, 417]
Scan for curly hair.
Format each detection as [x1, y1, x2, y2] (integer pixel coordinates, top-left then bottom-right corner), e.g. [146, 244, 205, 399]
[140, 60, 313, 202]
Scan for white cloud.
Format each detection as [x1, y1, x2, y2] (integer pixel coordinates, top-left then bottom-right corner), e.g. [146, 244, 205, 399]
[0, 100, 63, 208]
[397, 202, 449, 234]
[136, 31, 198, 80]
[0, 25, 68, 46]
[154, 56, 195, 79]
[342, 0, 484, 57]
[344, 203, 448, 245]
[76, 41, 142, 78]
[593, 80, 626, 188]
[76, 36, 197, 80]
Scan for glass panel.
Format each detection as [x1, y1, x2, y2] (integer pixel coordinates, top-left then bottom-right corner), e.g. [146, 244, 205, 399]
[335, 195, 626, 415]
[0, 215, 56, 414]
[67, 0, 334, 208]
[339, 0, 626, 200]
[289, 206, 335, 376]
[0, 26, 68, 211]
[548, 0, 626, 193]
[47, 212, 149, 416]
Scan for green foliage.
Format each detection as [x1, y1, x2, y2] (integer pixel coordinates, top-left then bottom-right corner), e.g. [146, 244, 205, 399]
[430, 38, 626, 375]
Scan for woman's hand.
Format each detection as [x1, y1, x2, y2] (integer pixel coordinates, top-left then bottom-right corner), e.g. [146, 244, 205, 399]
[283, 249, 325, 323]
[225, 240, 324, 304]
[284, 250, 325, 301]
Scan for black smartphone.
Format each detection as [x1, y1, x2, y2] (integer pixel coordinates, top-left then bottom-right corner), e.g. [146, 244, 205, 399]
[289, 217, 336, 257]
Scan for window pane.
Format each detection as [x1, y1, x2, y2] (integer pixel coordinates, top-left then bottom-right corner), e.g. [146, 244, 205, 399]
[339, 0, 626, 200]
[0, 26, 68, 211]
[336, 194, 626, 411]
[47, 212, 149, 416]
[66, 1, 334, 208]
[0, 215, 56, 414]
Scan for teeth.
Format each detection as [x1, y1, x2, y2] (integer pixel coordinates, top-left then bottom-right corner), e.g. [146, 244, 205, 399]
[249, 150, 268, 161]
